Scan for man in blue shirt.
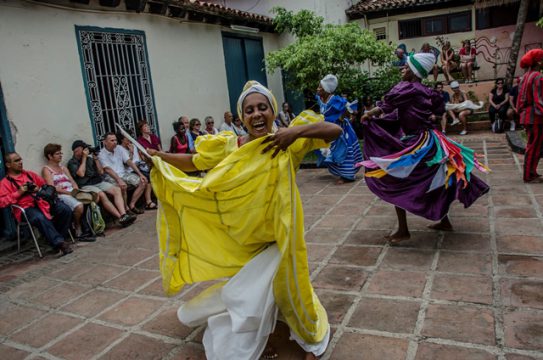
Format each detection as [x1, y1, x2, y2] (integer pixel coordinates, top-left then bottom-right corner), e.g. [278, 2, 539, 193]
[392, 48, 407, 67]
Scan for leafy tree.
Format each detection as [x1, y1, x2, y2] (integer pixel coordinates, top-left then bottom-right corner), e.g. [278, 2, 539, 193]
[537, 16, 543, 27]
[266, 7, 397, 100]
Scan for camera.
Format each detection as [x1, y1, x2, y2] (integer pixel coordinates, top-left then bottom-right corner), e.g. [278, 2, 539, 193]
[84, 144, 101, 155]
[24, 181, 37, 192]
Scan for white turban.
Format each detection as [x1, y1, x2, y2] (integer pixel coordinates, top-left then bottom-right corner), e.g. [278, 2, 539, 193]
[320, 74, 338, 93]
[236, 80, 278, 121]
[407, 53, 436, 79]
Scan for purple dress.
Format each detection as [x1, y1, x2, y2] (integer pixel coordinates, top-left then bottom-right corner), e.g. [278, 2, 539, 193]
[362, 81, 489, 221]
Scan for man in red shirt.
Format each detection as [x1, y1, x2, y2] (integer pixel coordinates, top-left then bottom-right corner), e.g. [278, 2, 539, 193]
[0, 152, 73, 255]
[517, 48, 543, 183]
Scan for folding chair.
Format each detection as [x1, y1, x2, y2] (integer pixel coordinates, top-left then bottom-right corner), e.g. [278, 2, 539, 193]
[11, 205, 75, 258]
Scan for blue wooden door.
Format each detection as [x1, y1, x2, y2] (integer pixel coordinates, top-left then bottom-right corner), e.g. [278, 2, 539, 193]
[0, 83, 16, 239]
[222, 33, 267, 116]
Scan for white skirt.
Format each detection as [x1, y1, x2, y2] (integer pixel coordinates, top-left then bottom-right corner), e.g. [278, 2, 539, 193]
[177, 244, 330, 360]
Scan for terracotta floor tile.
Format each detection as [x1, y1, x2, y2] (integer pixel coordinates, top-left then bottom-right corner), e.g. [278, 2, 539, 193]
[501, 279, 543, 309]
[422, 304, 495, 345]
[102, 269, 159, 292]
[503, 310, 543, 351]
[60, 289, 126, 318]
[498, 255, 543, 279]
[381, 248, 435, 271]
[415, 342, 496, 360]
[10, 313, 81, 348]
[366, 270, 426, 298]
[98, 297, 164, 326]
[330, 333, 408, 360]
[431, 274, 493, 304]
[349, 297, 420, 333]
[313, 265, 367, 291]
[315, 290, 356, 325]
[442, 233, 491, 252]
[329, 246, 382, 267]
[141, 304, 193, 339]
[99, 334, 176, 360]
[344, 230, 388, 246]
[0, 344, 31, 360]
[497, 235, 543, 255]
[438, 251, 492, 275]
[0, 302, 47, 337]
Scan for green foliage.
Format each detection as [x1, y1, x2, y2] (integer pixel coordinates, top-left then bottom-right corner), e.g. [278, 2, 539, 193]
[537, 16, 543, 28]
[266, 8, 396, 100]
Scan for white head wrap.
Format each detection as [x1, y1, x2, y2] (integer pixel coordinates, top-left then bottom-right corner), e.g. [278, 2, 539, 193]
[449, 80, 460, 89]
[407, 53, 436, 79]
[320, 74, 338, 93]
[236, 81, 278, 121]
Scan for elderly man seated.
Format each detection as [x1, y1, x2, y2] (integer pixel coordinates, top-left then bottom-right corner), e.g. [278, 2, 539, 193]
[98, 132, 147, 214]
[68, 140, 136, 227]
[0, 152, 73, 255]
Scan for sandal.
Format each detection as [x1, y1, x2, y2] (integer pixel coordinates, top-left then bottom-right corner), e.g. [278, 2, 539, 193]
[262, 345, 278, 359]
[145, 202, 158, 210]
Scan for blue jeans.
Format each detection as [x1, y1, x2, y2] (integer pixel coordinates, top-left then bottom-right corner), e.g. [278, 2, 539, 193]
[24, 202, 72, 249]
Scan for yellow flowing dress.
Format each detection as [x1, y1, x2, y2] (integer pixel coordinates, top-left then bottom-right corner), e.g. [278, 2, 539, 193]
[151, 111, 329, 346]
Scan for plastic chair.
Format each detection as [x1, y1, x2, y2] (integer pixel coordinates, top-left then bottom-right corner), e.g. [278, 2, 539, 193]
[11, 205, 75, 258]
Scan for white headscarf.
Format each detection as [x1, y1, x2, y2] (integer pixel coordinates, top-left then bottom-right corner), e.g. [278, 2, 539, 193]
[320, 74, 338, 93]
[236, 81, 278, 121]
[407, 53, 436, 79]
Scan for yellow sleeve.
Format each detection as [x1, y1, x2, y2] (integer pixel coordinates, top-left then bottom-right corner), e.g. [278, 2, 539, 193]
[287, 110, 330, 168]
[192, 131, 238, 170]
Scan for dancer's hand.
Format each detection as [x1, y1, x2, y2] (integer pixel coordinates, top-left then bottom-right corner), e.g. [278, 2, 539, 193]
[360, 113, 371, 123]
[261, 127, 300, 158]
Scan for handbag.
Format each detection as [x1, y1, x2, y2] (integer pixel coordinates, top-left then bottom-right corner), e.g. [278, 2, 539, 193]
[71, 189, 99, 205]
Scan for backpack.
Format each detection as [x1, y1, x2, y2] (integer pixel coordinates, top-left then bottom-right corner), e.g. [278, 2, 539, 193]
[492, 115, 504, 133]
[84, 202, 106, 236]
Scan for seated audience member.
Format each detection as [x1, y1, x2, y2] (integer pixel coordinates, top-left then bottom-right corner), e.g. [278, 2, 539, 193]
[459, 40, 477, 83]
[488, 78, 509, 126]
[189, 118, 204, 142]
[0, 152, 73, 255]
[42, 144, 94, 241]
[98, 132, 147, 214]
[448, 81, 470, 135]
[507, 77, 520, 131]
[203, 116, 219, 135]
[170, 121, 192, 154]
[232, 116, 247, 136]
[434, 82, 451, 133]
[277, 102, 296, 127]
[68, 140, 135, 227]
[219, 111, 235, 132]
[137, 120, 162, 151]
[178, 116, 195, 152]
[420, 43, 439, 82]
[392, 47, 407, 68]
[440, 41, 457, 84]
[117, 131, 157, 210]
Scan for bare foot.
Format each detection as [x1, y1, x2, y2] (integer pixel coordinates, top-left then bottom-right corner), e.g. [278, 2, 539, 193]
[305, 352, 319, 360]
[428, 220, 453, 231]
[262, 344, 278, 359]
[384, 230, 411, 245]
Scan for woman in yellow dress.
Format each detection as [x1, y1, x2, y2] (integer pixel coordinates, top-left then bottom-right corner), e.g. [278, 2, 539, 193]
[147, 81, 342, 360]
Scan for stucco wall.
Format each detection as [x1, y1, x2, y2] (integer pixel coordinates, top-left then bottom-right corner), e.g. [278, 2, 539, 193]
[0, 0, 283, 171]
[475, 22, 543, 80]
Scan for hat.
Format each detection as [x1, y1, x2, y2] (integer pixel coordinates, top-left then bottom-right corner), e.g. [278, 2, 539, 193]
[520, 48, 543, 69]
[407, 53, 436, 79]
[236, 81, 278, 122]
[72, 140, 87, 151]
[450, 80, 460, 89]
[320, 74, 338, 93]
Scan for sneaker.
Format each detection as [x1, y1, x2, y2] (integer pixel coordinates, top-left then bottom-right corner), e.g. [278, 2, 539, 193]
[442, 130, 446, 134]
[77, 233, 96, 242]
[459, 130, 468, 135]
[119, 213, 136, 227]
[58, 242, 73, 256]
[451, 119, 460, 126]
[129, 207, 144, 215]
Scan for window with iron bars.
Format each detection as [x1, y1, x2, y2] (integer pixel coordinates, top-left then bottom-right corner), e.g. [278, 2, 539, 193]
[75, 26, 159, 145]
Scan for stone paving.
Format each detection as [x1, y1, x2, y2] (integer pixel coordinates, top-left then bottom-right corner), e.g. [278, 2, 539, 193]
[1, 132, 543, 359]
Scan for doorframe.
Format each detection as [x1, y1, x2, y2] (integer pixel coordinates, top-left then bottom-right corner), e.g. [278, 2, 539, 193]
[0, 82, 16, 239]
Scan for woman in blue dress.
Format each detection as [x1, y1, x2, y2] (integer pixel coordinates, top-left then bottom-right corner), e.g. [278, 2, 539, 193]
[316, 74, 363, 184]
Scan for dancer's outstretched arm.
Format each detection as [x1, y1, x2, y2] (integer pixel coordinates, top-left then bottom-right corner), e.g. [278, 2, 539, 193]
[147, 149, 198, 172]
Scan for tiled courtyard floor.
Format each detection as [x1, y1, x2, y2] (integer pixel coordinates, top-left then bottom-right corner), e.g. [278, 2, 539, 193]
[1, 132, 543, 359]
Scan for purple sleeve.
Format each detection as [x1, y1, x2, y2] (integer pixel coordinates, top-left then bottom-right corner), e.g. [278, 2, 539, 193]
[378, 82, 419, 114]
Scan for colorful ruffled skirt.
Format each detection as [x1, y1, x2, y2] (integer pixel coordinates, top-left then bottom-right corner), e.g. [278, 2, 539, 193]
[359, 123, 490, 221]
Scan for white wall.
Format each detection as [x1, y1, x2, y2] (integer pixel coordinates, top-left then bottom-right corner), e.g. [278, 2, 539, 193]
[0, 0, 283, 171]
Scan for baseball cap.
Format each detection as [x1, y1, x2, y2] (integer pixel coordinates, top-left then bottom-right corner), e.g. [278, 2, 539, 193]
[72, 140, 87, 151]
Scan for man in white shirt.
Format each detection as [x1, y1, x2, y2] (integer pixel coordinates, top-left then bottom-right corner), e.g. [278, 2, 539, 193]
[219, 111, 235, 133]
[98, 132, 147, 214]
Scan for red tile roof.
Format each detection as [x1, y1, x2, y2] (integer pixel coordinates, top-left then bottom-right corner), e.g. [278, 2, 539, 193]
[181, 1, 272, 24]
[346, 0, 463, 18]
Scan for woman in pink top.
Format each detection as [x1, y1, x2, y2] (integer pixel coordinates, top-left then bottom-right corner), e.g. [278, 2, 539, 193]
[169, 121, 192, 154]
[137, 120, 162, 151]
[42, 143, 92, 240]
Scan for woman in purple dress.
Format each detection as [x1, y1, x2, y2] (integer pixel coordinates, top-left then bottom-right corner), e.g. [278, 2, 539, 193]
[360, 52, 489, 243]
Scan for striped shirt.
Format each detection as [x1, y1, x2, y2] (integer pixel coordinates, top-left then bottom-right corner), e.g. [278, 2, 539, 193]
[517, 70, 543, 125]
